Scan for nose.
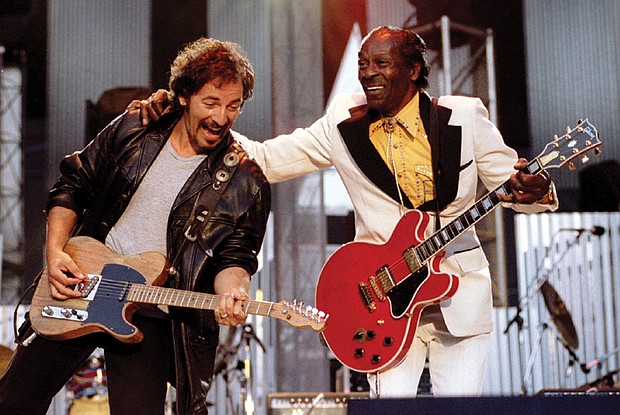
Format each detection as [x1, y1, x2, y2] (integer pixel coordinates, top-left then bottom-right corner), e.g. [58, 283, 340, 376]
[360, 66, 377, 82]
[210, 106, 228, 126]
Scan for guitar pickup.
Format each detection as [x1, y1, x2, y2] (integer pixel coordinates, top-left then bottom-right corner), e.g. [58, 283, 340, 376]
[358, 282, 376, 312]
[41, 305, 88, 322]
[368, 275, 386, 301]
[80, 274, 101, 300]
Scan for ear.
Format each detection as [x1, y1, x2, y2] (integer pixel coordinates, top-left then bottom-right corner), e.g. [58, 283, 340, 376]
[179, 96, 188, 106]
[410, 63, 421, 82]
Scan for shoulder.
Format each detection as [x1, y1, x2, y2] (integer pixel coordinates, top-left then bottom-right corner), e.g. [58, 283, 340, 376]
[325, 93, 369, 123]
[435, 95, 490, 125]
[328, 92, 367, 107]
[234, 140, 269, 186]
[437, 95, 484, 109]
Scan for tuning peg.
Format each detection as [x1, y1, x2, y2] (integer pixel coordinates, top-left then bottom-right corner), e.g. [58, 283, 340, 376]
[566, 126, 571, 134]
[594, 148, 602, 156]
[577, 118, 584, 124]
[569, 162, 576, 170]
[581, 154, 590, 163]
[554, 134, 559, 140]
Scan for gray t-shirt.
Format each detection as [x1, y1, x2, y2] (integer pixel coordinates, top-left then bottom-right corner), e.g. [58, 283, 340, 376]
[105, 139, 207, 256]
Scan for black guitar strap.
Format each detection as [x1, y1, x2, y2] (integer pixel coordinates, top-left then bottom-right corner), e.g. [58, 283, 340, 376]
[167, 140, 247, 279]
[431, 97, 442, 232]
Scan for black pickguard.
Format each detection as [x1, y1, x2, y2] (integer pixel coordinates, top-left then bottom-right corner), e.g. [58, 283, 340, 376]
[387, 266, 429, 317]
[84, 263, 146, 335]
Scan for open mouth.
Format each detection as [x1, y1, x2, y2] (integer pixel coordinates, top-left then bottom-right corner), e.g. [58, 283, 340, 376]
[364, 85, 385, 96]
[201, 122, 224, 136]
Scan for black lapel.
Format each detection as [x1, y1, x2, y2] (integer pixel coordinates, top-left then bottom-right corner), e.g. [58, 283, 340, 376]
[337, 105, 414, 209]
[418, 92, 462, 211]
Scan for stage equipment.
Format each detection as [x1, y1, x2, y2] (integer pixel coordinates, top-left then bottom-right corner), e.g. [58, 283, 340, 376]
[540, 280, 578, 350]
[504, 226, 593, 394]
[580, 345, 620, 380]
[347, 395, 619, 415]
[214, 323, 267, 415]
[0, 345, 12, 374]
[66, 350, 108, 415]
[268, 392, 369, 415]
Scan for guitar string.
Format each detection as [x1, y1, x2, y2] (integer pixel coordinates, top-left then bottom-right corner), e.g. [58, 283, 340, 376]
[77, 280, 326, 326]
[72, 186, 506, 314]
[362, 185, 508, 294]
[78, 278, 284, 315]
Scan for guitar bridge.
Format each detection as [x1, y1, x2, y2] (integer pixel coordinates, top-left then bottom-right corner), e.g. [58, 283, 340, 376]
[358, 282, 376, 312]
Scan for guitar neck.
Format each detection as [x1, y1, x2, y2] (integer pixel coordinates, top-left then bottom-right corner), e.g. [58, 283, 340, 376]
[127, 285, 280, 318]
[407, 158, 543, 268]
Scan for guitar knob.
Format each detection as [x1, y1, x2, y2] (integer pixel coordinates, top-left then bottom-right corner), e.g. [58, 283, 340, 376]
[367, 330, 376, 340]
[383, 336, 394, 347]
[354, 348, 365, 358]
[371, 355, 382, 364]
[353, 328, 367, 342]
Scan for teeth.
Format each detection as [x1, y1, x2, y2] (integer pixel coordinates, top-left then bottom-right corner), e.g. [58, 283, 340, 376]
[367, 86, 383, 91]
[203, 125, 221, 134]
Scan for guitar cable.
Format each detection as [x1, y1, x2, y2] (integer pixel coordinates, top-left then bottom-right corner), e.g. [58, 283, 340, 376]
[12, 270, 42, 347]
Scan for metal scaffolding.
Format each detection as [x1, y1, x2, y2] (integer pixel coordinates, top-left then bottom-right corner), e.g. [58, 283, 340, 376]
[0, 45, 25, 303]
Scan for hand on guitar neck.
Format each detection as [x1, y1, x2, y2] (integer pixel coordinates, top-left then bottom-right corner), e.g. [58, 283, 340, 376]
[30, 236, 326, 343]
[497, 157, 552, 205]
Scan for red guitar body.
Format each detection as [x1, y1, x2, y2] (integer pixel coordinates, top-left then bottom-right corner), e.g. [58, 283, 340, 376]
[315, 210, 459, 373]
[315, 119, 601, 374]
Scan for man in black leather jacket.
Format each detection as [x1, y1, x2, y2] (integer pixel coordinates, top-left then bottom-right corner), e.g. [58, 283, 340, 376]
[0, 38, 270, 414]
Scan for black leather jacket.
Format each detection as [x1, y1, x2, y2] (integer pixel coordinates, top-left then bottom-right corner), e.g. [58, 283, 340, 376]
[46, 109, 271, 414]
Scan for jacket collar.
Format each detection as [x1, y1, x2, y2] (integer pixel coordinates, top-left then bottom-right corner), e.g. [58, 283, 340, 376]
[153, 109, 235, 208]
[336, 91, 462, 211]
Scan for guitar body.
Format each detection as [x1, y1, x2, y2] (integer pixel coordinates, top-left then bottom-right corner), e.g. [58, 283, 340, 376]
[30, 236, 169, 343]
[315, 211, 459, 373]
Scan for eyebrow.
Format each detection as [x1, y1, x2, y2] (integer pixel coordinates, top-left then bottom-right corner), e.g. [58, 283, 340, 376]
[201, 96, 243, 105]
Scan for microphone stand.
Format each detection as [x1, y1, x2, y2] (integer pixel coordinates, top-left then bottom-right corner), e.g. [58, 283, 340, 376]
[505, 230, 583, 335]
[505, 229, 584, 395]
[521, 322, 548, 395]
[580, 345, 620, 383]
[240, 324, 266, 415]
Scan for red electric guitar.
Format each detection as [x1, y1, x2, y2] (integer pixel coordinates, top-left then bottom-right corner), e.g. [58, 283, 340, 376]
[315, 119, 601, 373]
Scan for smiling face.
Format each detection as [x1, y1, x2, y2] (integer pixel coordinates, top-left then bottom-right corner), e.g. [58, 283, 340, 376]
[177, 78, 244, 155]
[358, 31, 420, 116]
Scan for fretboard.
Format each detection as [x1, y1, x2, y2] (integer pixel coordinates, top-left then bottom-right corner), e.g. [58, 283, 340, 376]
[405, 158, 541, 270]
[127, 284, 279, 317]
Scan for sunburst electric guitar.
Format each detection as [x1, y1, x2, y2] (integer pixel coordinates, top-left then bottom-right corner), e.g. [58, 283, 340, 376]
[31, 236, 326, 343]
[315, 119, 601, 373]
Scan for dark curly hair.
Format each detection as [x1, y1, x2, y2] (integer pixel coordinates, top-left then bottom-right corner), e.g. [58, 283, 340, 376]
[362, 26, 430, 89]
[168, 37, 254, 107]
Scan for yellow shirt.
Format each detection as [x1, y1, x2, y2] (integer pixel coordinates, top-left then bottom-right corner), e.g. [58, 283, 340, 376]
[369, 93, 434, 208]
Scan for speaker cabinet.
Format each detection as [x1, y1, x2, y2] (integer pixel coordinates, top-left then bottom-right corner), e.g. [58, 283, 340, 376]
[268, 392, 369, 415]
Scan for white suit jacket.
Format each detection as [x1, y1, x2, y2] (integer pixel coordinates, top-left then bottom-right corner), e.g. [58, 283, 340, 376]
[235, 92, 556, 337]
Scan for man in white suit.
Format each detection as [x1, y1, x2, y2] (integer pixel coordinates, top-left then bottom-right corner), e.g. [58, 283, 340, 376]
[138, 25, 556, 398]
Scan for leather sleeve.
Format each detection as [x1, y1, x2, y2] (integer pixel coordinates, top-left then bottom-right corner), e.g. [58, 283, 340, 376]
[205, 175, 271, 277]
[46, 118, 118, 219]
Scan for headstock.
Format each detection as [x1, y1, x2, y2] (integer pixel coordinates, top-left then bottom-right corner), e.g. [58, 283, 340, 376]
[270, 299, 327, 332]
[536, 119, 601, 171]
